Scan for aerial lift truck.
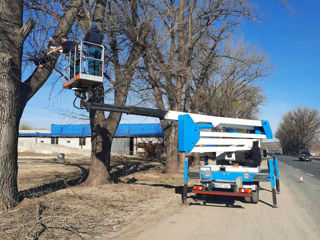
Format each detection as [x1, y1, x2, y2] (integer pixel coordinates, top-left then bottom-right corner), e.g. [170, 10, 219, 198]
[62, 42, 280, 207]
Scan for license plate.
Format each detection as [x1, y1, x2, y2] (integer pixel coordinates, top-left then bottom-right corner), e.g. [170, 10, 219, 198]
[214, 183, 231, 189]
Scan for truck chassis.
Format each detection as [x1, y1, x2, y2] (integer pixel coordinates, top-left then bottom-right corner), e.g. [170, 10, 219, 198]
[183, 156, 280, 207]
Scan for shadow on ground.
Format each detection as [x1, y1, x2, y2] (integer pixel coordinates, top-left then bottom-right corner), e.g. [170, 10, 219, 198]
[19, 162, 89, 201]
[110, 157, 165, 183]
[19, 157, 165, 201]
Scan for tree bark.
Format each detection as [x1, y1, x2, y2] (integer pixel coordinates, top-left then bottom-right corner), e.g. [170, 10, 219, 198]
[83, 105, 113, 186]
[0, 0, 25, 209]
[0, 54, 27, 209]
[162, 121, 179, 173]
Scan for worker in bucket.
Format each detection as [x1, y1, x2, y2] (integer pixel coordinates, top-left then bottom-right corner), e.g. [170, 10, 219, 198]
[83, 22, 104, 76]
[47, 36, 80, 79]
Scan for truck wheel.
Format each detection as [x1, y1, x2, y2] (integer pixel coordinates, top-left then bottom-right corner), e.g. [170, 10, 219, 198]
[244, 197, 251, 203]
[252, 190, 259, 204]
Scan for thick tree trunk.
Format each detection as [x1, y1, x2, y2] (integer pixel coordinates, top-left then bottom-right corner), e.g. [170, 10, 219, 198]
[0, 1, 24, 210]
[83, 107, 113, 186]
[162, 120, 179, 173]
[84, 84, 131, 185]
[84, 96, 130, 185]
[178, 152, 185, 169]
[191, 153, 200, 167]
[0, 54, 26, 209]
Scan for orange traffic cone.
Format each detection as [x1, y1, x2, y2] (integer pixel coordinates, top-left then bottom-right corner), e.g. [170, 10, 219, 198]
[300, 174, 304, 183]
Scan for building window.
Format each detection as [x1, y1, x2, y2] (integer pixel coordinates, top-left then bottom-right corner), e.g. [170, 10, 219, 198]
[79, 137, 86, 146]
[51, 137, 58, 144]
[67, 140, 71, 143]
[40, 140, 44, 143]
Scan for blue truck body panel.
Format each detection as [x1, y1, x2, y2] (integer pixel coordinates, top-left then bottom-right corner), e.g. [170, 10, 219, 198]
[200, 171, 257, 182]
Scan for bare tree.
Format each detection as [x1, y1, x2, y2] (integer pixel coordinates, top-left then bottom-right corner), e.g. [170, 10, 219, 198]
[75, 0, 150, 186]
[0, 0, 82, 209]
[137, 0, 255, 172]
[197, 40, 267, 119]
[19, 122, 33, 130]
[20, 0, 149, 187]
[275, 107, 320, 155]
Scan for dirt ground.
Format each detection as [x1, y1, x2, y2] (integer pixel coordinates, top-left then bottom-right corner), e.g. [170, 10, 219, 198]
[0, 155, 184, 239]
[2, 155, 319, 239]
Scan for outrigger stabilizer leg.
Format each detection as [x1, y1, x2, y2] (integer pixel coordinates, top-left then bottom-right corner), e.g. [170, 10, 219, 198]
[182, 156, 190, 204]
[274, 157, 280, 193]
[268, 158, 278, 208]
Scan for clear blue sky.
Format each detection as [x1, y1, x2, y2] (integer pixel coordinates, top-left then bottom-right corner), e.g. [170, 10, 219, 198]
[21, 0, 320, 134]
[243, 0, 320, 133]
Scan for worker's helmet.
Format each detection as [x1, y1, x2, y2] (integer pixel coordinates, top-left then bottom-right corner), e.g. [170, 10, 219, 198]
[91, 22, 98, 28]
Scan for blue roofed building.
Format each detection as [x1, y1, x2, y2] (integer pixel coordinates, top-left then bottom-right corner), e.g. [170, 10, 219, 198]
[18, 123, 164, 156]
[51, 124, 92, 137]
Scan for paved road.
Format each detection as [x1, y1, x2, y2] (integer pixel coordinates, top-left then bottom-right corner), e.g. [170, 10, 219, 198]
[278, 155, 320, 180]
[114, 159, 320, 240]
[277, 155, 320, 227]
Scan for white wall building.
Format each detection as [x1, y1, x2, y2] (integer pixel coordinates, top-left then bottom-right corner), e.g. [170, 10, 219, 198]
[19, 124, 164, 156]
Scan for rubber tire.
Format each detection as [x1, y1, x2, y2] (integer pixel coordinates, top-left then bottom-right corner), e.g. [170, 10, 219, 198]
[252, 190, 259, 204]
[244, 197, 251, 203]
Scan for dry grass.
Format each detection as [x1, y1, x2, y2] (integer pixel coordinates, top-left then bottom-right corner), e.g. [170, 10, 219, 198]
[0, 156, 183, 239]
[19, 151, 89, 158]
[19, 152, 57, 157]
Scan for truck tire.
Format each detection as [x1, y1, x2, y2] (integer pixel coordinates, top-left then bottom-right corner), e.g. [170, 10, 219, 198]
[252, 190, 259, 204]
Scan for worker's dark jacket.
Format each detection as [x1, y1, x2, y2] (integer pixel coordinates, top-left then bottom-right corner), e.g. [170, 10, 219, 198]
[62, 41, 77, 53]
[84, 27, 103, 45]
[235, 146, 261, 167]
